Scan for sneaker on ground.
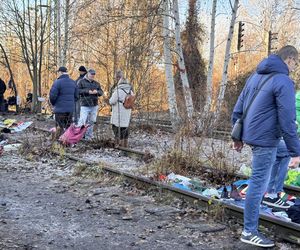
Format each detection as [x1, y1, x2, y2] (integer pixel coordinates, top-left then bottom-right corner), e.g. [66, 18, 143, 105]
[262, 195, 291, 209]
[279, 191, 296, 202]
[240, 231, 275, 248]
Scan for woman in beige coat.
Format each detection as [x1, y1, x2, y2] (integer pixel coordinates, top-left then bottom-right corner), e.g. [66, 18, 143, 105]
[109, 70, 133, 147]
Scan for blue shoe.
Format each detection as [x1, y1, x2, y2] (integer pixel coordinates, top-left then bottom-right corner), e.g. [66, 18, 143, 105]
[241, 231, 275, 248]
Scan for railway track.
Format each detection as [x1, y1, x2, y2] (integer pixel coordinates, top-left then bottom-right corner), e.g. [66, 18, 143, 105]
[61, 154, 300, 245]
[20, 125, 300, 244]
[31, 125, 300, 197]
[97, 116, 232, 140]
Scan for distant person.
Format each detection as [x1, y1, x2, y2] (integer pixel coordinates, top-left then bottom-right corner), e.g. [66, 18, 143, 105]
[76, 66, 88, 83]
[24, 93, 33, 112]
[74, 65, 87, 123]
[0, 78, 6, 112]
[232, 45, 300, 248]
[49, 66, 78, 138]
[77, 69, 103, 140]
[109, 70, 134, 147]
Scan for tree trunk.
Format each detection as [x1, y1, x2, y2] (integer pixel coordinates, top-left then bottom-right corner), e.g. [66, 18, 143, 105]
[162, 0, 179, 129]
[62, 0, 70, 66]
[57, 0, 62, 66]
[216, 0, 239, 119]
[204, 0, 217, 113]
[172, 0, 194, 119]
[0, 43, 18, 112]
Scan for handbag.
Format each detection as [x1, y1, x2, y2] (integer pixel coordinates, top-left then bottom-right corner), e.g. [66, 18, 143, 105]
[231, 73, 276, 141]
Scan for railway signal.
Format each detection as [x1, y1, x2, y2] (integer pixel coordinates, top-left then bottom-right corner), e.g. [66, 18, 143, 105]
[237, 21, 245, 51]
[268, 31, 278, 55]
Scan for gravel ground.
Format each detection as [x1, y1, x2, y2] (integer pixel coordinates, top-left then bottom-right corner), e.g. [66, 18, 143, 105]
[1, 150, 277, 250]
[0, 114, 298, 249]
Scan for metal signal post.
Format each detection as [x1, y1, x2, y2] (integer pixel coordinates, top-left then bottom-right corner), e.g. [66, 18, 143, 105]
[237, 21, 245, 51]
[268, 31, 278, 55]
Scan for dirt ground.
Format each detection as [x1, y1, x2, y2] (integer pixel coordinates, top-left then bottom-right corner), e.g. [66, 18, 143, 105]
[0, 114, 297, 249]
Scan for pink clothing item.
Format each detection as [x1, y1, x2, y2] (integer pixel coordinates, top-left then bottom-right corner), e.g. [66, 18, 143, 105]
[59, 124, 89, 146]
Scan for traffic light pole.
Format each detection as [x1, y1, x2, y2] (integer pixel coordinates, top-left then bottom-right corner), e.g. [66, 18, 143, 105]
[237, 21, 245, 51]
[236, 20, 277, 56]
[268, 31, 278, 56]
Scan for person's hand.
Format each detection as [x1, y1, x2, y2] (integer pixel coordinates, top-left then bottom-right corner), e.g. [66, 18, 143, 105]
[89, 90, 98, 94]
[232, 140, 243, 153]
[289, 156, 300, 168]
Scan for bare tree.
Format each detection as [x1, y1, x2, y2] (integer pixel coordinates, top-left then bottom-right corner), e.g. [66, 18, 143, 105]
[56, 0, 62, 66]
[162, 0, 179, 129]
[204, 0, 217, 113]
[62, 0, 70, 66]
[0, 43, 18, 111]
[0, 0, 51, 112]
[172, 0, 194, 119]
[216, 0, 239, 119]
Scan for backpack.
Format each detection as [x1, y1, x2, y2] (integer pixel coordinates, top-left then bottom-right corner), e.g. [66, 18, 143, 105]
[121, 88, 135, 109]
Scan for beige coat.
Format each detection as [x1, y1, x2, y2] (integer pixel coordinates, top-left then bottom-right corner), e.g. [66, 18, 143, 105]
[109, 80, 133, 128]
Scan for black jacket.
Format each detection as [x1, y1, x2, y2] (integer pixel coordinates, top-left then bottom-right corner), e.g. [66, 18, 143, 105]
[76, 73, 86, 86]
[0, 79, 6, 96]
[78, 76, 103, 107]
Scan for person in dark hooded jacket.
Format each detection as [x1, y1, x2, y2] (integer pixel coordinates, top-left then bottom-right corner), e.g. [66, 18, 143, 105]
[232, 45, 300, 248]
[0, 78, 6, 112]
[50, 66, 78, 137]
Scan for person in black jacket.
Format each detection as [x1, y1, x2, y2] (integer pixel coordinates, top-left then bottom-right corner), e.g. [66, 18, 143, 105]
[74, 65, 87, 123]
[77, 69, 103, 140]
[0, 78, 6, 112]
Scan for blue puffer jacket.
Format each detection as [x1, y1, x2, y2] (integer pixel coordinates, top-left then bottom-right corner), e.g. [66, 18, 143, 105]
[50, 74, 79, 113]
[232, 54, 300, 157]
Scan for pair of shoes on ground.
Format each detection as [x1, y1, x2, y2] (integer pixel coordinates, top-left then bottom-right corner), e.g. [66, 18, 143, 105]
[262, 193, 291, 209]
[241, 231, 275, 248]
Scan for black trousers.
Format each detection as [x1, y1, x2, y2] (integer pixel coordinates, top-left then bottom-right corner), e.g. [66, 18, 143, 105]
[112, 125, 129, 139]
[0, 95, 4, 112]
[55, 112, 73, 130]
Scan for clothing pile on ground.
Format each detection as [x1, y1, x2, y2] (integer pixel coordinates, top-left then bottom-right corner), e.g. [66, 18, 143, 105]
[285, 169, 300, 187]
[0, 117, 32, 133]
[0, 133, 21, 157]
[0, 117, 30, 156]
[239, 163, 300, 188]
[162, 172, 300, 225]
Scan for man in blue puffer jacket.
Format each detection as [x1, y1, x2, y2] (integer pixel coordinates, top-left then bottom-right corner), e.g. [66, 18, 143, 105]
[50, 66, 79, 136]
[232, 45, 300, 248]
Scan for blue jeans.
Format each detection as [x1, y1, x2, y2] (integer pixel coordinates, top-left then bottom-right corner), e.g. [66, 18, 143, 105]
[244, 146, 277, 233]
[267, 140, 290, 194]
[78, 105, 98, 139]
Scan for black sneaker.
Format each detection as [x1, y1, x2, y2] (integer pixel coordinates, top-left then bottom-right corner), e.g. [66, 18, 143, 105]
[262, 195, 290, 209]
[241, 231, 275, 248]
